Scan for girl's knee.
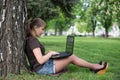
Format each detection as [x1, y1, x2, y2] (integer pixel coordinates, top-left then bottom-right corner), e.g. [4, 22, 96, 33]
[69, 54, 76, 59]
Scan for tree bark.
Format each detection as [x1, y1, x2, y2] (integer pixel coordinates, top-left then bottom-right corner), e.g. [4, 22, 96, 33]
[105, 27, 109, 38]
[0, 0, 27, 78]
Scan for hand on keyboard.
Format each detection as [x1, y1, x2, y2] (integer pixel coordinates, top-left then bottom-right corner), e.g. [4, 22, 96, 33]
[48, 51, 59, 56]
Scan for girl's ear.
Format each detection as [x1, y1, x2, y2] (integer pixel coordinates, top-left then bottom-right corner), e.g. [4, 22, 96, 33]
[34, 26, 38, 29]
[33, 26, 38, 30]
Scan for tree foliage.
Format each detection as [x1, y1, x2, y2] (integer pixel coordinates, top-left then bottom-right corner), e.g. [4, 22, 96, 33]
[51, 0, 78, 18]
[27, 0, 79, 20]
[27, 0, 58, 21]
[46, 7, 71, 35]
[97, 0, 117, 37]
[73, 0, 120, 38]
[111, 0, 120, 27]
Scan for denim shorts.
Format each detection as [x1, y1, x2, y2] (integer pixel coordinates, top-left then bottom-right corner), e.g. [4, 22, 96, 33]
[36, 59, 55, 74]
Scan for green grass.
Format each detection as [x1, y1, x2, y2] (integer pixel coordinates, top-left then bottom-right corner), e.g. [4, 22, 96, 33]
[7, 36, 120, 80]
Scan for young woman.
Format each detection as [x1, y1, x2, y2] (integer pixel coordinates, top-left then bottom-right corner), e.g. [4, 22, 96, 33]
[25, 18, 108, 75]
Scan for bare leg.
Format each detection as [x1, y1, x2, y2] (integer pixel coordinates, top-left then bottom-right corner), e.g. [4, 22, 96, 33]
[54, 54, 103, 73]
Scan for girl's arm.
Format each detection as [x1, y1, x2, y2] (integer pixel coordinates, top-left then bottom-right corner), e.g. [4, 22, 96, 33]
[33, 48, 59, 64]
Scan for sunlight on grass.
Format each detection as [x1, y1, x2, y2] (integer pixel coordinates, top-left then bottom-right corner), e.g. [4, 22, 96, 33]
[7, 36, 120, 80]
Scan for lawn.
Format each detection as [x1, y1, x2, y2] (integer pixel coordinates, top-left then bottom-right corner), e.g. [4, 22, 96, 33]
[7, 36, 120, 80]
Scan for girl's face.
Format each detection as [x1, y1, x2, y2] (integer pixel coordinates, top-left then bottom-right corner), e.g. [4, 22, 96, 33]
[34, 26, 45, 37]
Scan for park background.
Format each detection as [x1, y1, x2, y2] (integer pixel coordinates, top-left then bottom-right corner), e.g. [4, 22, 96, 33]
[0, 0, 120, 80]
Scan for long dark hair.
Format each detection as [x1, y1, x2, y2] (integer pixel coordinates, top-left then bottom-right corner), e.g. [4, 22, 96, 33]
[26, 18, 46, 37]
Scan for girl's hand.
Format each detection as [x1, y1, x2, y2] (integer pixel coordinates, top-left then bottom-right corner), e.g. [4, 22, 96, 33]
[48, 51, 59, 56]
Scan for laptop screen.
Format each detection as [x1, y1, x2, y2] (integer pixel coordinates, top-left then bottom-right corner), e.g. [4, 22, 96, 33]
[65, 35, 74, 54]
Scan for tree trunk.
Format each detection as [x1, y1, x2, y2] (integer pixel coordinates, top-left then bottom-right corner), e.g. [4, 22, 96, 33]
[92, 27, 95, 37]
[91, 18, 96, 37]
[105, 28, 109, 38]
[55, 25, 58, 36]
[0, 0, 27, 79]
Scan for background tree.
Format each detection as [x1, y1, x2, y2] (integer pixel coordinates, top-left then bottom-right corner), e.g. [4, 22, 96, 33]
[51, 0, 78, 18]
[97, 0, 113, 38]
[27, 0, 79, 20]
[72, 0, 92, 35]
[111, 1, 120, 28]
[0, 0, 27, 79]
[27, 0, 58, 21]
[88, 0, 100, 37]
[46, 12, 71, 36]
[73, 0, 120, 38]
[54, 7, 70, 35]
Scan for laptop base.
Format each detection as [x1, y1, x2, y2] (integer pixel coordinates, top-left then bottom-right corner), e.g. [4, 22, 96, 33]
[51, 52, 72, 59]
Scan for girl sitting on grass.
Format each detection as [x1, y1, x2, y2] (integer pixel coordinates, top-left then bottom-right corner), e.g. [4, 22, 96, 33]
[25, 18, 108, 75]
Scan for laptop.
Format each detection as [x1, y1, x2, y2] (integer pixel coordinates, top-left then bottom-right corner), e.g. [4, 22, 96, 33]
[51, 35, 75, 59]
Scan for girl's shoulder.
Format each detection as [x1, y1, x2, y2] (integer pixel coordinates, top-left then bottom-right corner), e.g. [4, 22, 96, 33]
[27, 36, 39, 43]
[27, 36, 37, 40]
